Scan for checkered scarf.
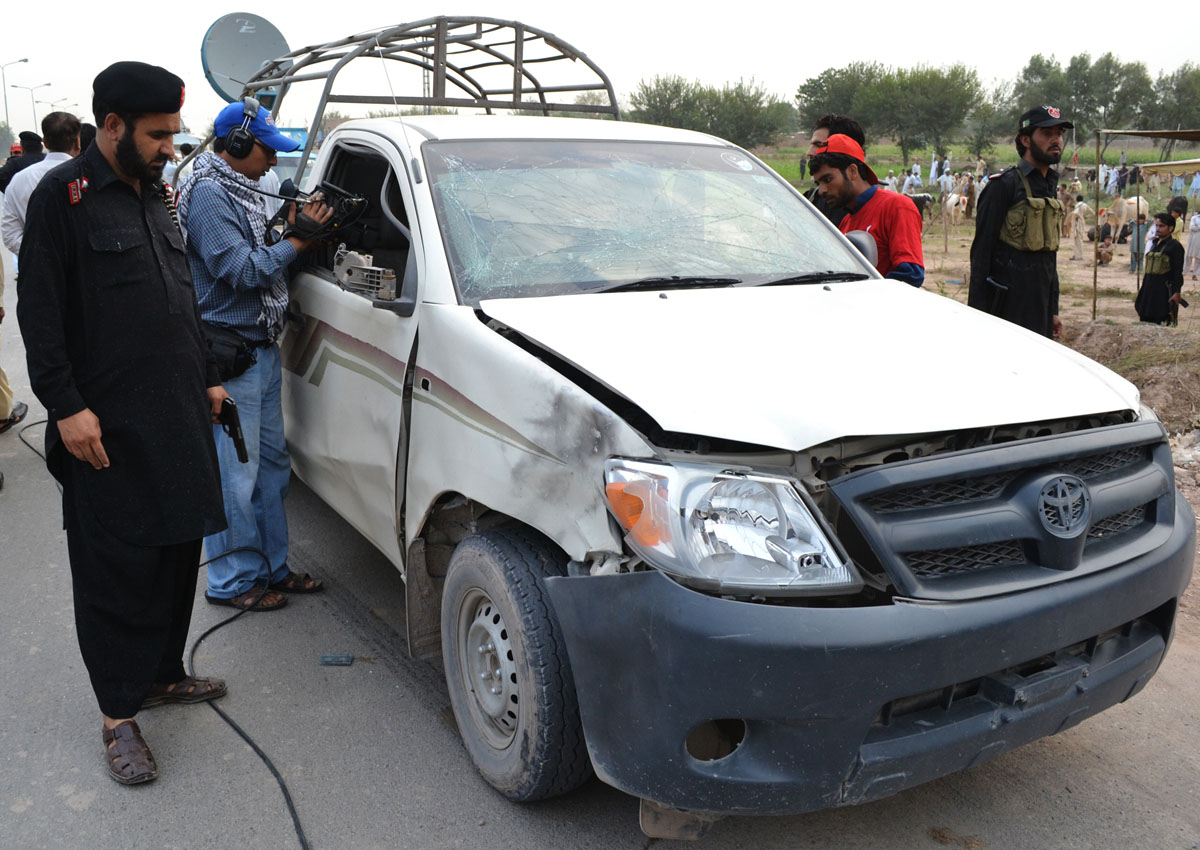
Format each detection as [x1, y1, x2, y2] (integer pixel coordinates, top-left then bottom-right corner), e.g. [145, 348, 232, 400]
[177, 152, 287, 340]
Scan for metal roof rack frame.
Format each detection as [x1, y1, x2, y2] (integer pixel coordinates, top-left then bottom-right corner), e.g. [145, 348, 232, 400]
[233, 16, 621, 184]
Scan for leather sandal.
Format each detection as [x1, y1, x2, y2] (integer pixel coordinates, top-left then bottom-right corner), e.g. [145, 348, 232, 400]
[205, 584, 287, 611]
[268, 569, 324, 594]
[141, 675, 228, 709]
[103, 720, 158, 785]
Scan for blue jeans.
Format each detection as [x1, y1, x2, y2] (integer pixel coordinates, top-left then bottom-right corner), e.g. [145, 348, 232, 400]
[204, 344, 291, 598]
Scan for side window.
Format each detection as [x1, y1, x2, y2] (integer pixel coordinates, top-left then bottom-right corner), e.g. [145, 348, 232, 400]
[311, 146, 412, 299]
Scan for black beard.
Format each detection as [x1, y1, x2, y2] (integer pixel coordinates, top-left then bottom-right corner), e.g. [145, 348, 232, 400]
[1029, 138, 1062, 166]
[115, 125, 166, 184]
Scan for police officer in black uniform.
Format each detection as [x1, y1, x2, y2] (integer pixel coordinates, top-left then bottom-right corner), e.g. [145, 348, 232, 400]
[16, 61, 228, 786]
[969, 106, 1073, 338]
[0, 131, 46, 192]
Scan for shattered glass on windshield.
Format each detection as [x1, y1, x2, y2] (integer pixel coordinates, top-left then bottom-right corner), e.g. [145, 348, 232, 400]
[423, 140, 859, 304]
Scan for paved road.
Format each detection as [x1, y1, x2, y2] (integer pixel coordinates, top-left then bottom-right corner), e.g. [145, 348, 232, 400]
[1, 255, 1197, 850]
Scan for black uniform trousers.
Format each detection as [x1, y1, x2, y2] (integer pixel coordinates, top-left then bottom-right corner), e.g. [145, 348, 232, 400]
[62, 461, 201, 718]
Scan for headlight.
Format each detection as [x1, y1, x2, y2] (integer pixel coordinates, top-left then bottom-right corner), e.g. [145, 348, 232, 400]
[604, 459, 863, 597]
[1138, 402, 1158, 422]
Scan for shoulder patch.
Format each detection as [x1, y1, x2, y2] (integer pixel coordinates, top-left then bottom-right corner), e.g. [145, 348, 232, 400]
[67, 177, 88, 205]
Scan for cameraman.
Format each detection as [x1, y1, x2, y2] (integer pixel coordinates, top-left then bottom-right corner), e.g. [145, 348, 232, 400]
[177, 100, 330, 610]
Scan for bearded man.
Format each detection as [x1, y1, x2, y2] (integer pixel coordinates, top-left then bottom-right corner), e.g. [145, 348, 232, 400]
[16, 61, 228, 786]
[808, 134, 924, 285]
[968, 106, 1073, 338]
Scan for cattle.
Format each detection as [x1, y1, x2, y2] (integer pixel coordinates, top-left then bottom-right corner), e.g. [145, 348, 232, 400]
[943, 192, 968, 226]
[1104, 196, 1149, 235]
[909, 192, 935, 221]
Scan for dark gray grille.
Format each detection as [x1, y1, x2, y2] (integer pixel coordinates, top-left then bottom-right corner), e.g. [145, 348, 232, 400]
[1086, 505, 1147, 542]
[1061, 446, 1146, 479]
[864, 446, 1147, 515]
[865, 474, 1011, 513]
[906, 541, 1025, 578]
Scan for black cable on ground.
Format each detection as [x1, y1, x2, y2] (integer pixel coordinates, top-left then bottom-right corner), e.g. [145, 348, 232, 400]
[18, 417, 47, 460]
[17, 423, 312, 849]
[191, 546, 312, 850]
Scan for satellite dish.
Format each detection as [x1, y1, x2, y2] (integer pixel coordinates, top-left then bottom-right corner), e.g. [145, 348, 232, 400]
[201, 13, 290, 106]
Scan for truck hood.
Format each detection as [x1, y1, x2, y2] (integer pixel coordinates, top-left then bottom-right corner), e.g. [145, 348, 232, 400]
[480, 282, 1139, 452]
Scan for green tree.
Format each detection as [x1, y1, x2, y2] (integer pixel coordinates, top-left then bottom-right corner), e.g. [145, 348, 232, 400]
[629, 76, 793, 149]
[0, 122, 12, 154]
[794, 62, 885, 132]
[1148, 63, 1200, 158]
[856, 65, 981, 166]
[963, 83, 1014, 160]
[628, 75, 706, 130]
[1010, 54, 1072, 123]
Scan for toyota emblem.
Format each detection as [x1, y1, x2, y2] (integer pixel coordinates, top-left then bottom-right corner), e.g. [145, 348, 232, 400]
[1038, 476, 1090, 537]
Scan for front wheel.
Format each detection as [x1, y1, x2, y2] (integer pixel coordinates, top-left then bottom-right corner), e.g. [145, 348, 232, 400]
[440, 526, 592, 801]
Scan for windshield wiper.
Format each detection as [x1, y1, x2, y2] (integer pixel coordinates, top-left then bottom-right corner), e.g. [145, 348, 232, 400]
[597, 275, 743, 293]
[748, 271, 871, 286]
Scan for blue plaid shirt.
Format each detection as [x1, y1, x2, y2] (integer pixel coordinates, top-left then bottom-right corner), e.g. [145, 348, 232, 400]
[182, 179, 297, 343]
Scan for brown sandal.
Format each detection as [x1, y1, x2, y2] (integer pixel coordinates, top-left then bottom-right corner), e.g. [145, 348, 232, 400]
[205, 584, 288, 610]
[103, 720, 158, 785]
[269, 570, 324, 594]
[141, 675, 228, 709]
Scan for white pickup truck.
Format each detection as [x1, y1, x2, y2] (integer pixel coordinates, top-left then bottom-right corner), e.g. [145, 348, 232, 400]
[217, 17, 1196, 838]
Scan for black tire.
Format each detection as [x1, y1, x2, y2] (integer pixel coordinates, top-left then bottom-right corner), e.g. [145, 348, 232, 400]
[440, 526, 592, 801]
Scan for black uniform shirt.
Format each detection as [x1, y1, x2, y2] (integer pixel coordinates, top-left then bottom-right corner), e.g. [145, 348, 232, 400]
[16, 143, 225, 546]
[1134, 237, 1185, 324]
[968, 159, 1061, 337]
[0, 151, 46, 192]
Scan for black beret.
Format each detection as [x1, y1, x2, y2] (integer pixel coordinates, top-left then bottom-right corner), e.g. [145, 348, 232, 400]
[18, 131, 41, 148]
[93, 61, 185, 117]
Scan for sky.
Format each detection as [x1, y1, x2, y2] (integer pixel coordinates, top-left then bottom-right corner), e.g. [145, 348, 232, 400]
[0, 1, 1194, 136]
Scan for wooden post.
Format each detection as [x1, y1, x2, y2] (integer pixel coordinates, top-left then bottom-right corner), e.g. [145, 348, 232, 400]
[1093, 131, 1100, 321]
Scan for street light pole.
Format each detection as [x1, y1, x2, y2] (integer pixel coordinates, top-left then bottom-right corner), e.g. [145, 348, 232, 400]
[0, 57, 29, 131]
[11, 82, 50, 129]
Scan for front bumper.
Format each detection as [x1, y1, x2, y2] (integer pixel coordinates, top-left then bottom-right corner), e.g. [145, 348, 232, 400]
[544, 490, 1194, 816]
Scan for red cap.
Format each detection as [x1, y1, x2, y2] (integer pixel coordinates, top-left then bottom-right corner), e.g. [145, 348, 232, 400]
[822, 134, 878, 185]
[9, 143, 19, 156]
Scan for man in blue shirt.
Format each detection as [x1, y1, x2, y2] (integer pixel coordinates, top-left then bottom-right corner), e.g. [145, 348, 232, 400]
[178, 101, 330, 610]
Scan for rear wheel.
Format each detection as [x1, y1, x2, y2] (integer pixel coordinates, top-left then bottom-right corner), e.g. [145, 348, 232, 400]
[440, 526, 592, 801]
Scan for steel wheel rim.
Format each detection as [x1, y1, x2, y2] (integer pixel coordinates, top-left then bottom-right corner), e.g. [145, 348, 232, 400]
[457, 587, 520, 749]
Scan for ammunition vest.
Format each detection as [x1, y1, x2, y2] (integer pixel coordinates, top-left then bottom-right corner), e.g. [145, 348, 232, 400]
[998, 168, 1064, 252]
[1144, 250, 1172, 276]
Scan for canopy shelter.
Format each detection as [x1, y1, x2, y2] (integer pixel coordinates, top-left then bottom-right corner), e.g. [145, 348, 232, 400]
[1139, 158, 1200, 175]
[1087, 128, 1199, 319]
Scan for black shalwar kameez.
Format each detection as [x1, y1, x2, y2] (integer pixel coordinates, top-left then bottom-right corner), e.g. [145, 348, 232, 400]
[16, 143, 225, 718]
[1135, 237, 1185, 325]
[968, 159, 1061, 337]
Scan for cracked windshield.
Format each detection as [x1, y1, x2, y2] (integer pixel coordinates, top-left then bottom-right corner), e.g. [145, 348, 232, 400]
[423, 139, 858, 304]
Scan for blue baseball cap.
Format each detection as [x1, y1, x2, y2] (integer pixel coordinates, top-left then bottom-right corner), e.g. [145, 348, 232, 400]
[213, 101, 300, 153]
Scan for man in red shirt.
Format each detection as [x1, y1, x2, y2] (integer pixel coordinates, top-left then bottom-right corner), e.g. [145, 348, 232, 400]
[808, 134, 925, 286]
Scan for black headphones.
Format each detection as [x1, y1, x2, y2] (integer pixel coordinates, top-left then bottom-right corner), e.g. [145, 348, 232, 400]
[223, 96, 260, 159]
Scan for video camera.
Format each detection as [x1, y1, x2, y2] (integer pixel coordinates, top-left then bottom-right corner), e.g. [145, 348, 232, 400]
[265, 179, 367, 245]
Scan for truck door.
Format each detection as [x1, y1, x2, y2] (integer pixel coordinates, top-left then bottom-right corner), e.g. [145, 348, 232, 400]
[281, 135, 421, 568]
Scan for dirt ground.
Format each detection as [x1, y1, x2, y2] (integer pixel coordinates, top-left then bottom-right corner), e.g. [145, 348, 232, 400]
[920, 217, 1200, 627]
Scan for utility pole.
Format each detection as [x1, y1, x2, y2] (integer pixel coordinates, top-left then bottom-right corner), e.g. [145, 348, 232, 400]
[11, 82, 50, 129]
[0, 57, 29, 131]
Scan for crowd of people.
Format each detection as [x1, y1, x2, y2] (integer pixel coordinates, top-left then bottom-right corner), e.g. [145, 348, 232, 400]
[0, 60, 329, 787]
